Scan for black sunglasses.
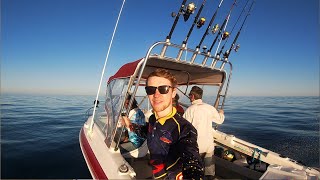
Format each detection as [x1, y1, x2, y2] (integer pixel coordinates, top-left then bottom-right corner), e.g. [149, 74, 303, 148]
[145, 85, 173, 95]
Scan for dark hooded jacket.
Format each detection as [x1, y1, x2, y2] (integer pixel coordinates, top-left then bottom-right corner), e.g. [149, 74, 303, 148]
[147, 107, 204, 179]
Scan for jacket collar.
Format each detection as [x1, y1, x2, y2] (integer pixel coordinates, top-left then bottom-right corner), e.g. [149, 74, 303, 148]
[155, 107, 177, 125]
[192, 99, 203, 105]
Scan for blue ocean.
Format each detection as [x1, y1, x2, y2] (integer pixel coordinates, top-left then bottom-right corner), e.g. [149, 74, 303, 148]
[1, 94, 319, 178]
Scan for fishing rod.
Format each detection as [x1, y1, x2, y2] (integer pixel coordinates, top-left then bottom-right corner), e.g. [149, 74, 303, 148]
[167, 0, 188, 40]
[190, 0, 225, 63]
[176, 0, 207, 61]
[218, 2, 255, 110]
[202, 0, 237, 66]
[160, 0, 188, 57]
[210, 0, 238, 67]
[216, 0, 250, 60]
[220, 0, 255, 69]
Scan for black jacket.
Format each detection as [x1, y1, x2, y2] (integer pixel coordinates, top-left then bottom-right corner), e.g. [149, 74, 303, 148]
[147, 107, 204, 179]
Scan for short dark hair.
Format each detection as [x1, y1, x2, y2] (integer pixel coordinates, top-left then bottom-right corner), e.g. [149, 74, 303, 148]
[174, 94, 180, 101]
[190, 86, 203, 100]
[146, 68, 177, 87]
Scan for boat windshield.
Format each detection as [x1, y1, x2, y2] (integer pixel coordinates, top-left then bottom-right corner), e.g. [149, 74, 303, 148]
[95, 78, 129, 147]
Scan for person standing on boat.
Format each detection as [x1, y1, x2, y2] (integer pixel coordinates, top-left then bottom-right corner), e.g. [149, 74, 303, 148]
[183, 86, 225, 179]
[145, 69, 204, 179]
[119, 94, 146, 153]
[172, 94, 184, 116]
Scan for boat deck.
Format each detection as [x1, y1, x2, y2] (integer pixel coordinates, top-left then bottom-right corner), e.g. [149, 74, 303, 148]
[124, 153, 263, 180]
[125, 155, 153, 179]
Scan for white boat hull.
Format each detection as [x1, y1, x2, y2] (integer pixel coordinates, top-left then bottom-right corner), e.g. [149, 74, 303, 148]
[79, 117, 136, 179]
[80, 116, 320, 180]
[213, 129, 320, 179]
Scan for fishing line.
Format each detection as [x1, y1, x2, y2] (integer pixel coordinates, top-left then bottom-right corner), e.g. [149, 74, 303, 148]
[191, 0, 225, 63]
[230, 0, 250, 35]
[208, 0, 237, 54]
[202, 0, 236, 66]
[89, 0, 127, 133]
[217, 0, 250, 57]
[212, 0, 236, 59]
[223, 0, 255, 60]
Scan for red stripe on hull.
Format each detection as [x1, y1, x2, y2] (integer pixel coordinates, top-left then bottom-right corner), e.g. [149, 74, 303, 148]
[80, 128, 108, 179]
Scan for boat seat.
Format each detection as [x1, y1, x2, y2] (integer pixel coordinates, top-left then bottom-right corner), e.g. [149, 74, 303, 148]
[122, 140, 149, 158]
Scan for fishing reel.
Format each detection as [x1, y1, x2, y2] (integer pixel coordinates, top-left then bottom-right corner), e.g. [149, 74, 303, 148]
[184, 2, 196, 21]
[234, 44, 240, 52]
[222, 31, 230, 40]
[197, 17, 206, 28]
[212, 24, 219, 34]
[223, 150, 236, 161]
[171, 2, 196, 22]
[223, 50, 230, 58]
[202, 46, 207, 53]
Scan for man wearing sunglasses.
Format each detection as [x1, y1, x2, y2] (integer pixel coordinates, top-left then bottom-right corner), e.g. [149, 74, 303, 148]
[183, 86, 225, 180]
[145, 69, 204, 180]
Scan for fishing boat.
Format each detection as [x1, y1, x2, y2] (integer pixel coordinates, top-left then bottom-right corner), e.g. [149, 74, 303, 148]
[79, 0, 320, 179]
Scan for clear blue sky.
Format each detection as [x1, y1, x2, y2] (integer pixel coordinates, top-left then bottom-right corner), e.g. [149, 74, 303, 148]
[1, 0, 319, 96]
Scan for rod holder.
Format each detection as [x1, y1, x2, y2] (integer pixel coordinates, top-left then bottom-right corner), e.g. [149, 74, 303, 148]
[220, 58, 228, 69]
[211, 54, 220, 68]
[202, 51, 211, 65]
[190, 47, 200, 63]
[160, 39, 170, 57]
[176, 43, 186, 61]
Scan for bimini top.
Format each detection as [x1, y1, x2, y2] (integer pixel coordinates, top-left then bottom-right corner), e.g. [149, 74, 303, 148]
[108, 55, 227, 86]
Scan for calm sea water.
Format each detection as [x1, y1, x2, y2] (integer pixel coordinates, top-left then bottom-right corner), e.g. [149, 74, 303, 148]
[1, 94, 319, 178]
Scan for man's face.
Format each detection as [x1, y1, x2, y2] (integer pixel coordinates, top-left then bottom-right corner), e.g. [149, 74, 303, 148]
[124, 99, 129, 108]
[146, 76, 176, 116]
[189, 93, 194, 103]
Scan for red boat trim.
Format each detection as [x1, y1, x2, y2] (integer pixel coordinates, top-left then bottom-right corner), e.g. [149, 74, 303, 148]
[80, 128, 108, 180]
